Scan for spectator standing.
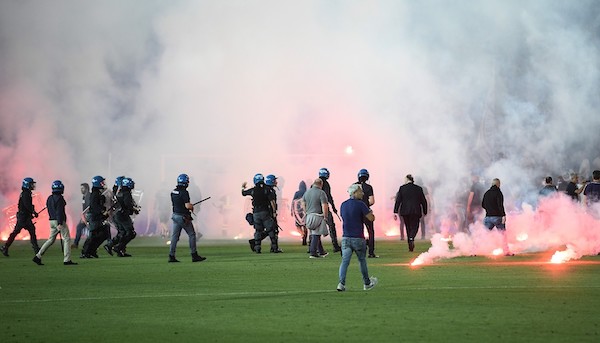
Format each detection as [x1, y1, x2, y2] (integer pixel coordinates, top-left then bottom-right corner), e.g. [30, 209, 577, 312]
[482, 178, 513, 256]
[337, 183, 378, 291]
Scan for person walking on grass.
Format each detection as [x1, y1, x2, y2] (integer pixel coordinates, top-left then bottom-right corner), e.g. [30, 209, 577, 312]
[302, 178, 330, 258]
[1, 177, 41, 257]
[393, 174, 428, 252]
[337, 184, 378, 291]
[72, 182, 91, 249]
[169, 173, 206, 263]
[32, 180, 77, 266]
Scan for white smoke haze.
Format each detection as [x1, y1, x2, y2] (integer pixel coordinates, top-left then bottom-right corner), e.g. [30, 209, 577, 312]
[1, 1, 599, 250]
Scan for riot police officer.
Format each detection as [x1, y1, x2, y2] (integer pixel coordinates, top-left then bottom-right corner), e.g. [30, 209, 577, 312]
[169, 174, 206, 263]
[81, 176, 111, 258]
[1, 177, 41, 256]
[242, 174, 279, 254]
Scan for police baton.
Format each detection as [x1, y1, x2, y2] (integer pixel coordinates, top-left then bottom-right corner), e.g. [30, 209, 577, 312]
[193, 197, 211, 206]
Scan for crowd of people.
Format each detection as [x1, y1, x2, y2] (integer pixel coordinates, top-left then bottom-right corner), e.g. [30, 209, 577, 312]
[3, 166, 600, 290]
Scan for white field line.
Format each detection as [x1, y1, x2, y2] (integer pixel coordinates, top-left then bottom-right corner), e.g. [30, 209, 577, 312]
[1, 285, 599, 304]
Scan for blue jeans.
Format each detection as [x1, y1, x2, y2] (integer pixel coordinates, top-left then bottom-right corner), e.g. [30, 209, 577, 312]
[169, 214, 197, 256]
[338, 237, 370, 286]
[483, 216, 505, 230]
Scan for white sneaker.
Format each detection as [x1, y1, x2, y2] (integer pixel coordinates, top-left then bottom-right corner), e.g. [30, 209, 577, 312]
[364, 276, 378, 291]
[336, 283, 345, 291]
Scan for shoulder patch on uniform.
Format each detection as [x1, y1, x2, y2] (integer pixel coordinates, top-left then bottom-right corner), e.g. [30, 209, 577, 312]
[172, 190, 179, 195]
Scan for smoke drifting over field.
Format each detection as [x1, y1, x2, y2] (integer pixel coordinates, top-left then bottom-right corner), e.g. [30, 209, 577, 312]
[1, 1, 599, 247]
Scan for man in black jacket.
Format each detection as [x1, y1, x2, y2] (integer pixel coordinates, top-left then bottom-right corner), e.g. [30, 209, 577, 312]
[72, 183, 91, 249]
[393, 174, 428, 252]
[319, 168, 341, 252]
[482, 178, 513, 256]
[356, 169, 377, 257]
[1, 177, 40, 257]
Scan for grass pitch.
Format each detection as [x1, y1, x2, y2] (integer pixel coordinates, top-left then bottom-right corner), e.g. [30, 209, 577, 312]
[1, 238, 599, 343]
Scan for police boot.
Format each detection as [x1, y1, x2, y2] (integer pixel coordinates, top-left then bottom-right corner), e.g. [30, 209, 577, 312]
[248, 239, 256, 252]
[254, 245, 261, 254]
[408, 240, 415, 252]
[333, 240, 341, 253]
[168, 255, 180, 263]
[191, 252, 206, 262]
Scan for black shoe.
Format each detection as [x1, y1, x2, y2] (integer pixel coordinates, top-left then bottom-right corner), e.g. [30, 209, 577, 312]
[192, 253, 206, 262]
[79, 254, 87, 259]
[270, 248, 283, 253]
[64, 260, 78, 265]
[368, 254, 379, 258]
[333, 248, 342, 253]
[408, 241, 415, 252]
[103, 245, 114, 256]
[32, 256, 44, 265]
[248, 239, 256, 252]
[121, 252, 132, 257]
[168, 255, 180, 263]
[90, 252, 99, 258]
[115, 250, 125, 257]
[1, 246, 8, 257]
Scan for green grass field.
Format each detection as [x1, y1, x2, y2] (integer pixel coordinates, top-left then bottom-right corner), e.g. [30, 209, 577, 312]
[1, 238, 599, 343]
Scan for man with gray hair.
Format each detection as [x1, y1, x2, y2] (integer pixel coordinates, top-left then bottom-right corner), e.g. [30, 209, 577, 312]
[302, 178, 329, 258]
[337, 183, 378, 291]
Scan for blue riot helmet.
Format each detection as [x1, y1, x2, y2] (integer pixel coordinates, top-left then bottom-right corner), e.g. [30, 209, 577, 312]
[22, 177, 36, 190]
[51, 180, 64, 193]
[122, 177, 134, 189]
[92, 175, 105, 188]
[358, 168, 370, 181]
[177, 173, 190, 187]
[253, 173, 264, 185]
[114, 176, 126, 188]
[265, 174, 277, 186]
[318, 168, 330, 179]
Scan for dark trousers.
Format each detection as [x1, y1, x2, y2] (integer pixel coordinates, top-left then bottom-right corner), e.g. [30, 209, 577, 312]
[112, 214, 136, 251]
[402, 214, 421, 241]
[325, 212, 340, 250]
[73, 219, 88, 246]
[400, 216, 426, 240]
[83, 221, 110, 255]
[365, 220, 375, 255]
[4, 218, 39, 252]
[309, 234, 326, 256]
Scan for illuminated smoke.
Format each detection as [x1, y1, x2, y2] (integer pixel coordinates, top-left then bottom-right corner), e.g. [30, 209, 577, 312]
[414, 195, 600, 264]
[1, 1, 599, 240]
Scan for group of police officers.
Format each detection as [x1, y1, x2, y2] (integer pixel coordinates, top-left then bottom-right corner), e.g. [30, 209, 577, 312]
[1, 167, 378, 264]
[0, 175, 141, 265]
